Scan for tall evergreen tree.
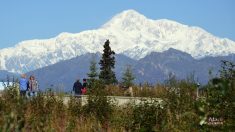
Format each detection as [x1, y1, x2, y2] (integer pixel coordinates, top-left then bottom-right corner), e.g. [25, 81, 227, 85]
[87, 56, 98, 82]
[122, 65, 135, 87]
[99, 40, 117, 85]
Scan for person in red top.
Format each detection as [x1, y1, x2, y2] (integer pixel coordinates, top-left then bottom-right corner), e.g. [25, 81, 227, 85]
[81, 78, 87, 94]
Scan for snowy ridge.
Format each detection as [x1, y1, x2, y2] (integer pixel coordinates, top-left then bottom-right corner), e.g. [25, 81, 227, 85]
[0, 9, 235, 73]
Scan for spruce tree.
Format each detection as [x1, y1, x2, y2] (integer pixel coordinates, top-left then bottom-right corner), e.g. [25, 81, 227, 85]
[122, 65, 135, 87]
[87, 56, 98, 82]
[99, 40, 117, 85]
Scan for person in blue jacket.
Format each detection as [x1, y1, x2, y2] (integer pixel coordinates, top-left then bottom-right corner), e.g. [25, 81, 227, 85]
[19, 74, 28, 96]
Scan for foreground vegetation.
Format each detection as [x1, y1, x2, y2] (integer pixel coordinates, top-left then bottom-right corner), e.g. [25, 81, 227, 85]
[0, 61, 234, 132]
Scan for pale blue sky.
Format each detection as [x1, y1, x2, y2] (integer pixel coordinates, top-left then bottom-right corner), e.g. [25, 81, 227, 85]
[0, 0, 234, 48]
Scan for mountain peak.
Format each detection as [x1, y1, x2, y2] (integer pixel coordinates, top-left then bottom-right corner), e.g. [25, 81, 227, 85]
[118, 9, 143, 17]
[102, 9, 147, 28]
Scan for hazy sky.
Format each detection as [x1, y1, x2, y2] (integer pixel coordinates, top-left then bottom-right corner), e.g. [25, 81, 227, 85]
[0, 0, 234, 49]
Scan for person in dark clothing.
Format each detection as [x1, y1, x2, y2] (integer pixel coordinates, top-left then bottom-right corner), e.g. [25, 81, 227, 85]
[73, 79, 83, 96]
[82, 78, 87, 94]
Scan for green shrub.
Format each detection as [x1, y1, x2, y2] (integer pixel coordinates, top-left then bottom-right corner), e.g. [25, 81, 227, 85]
[84, 80, 114, 130]
[131, 99, 166, 131]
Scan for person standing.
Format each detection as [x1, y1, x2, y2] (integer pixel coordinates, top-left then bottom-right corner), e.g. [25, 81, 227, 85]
[28, 75, 39, 97]
[73, 79, 83, 96]
[82, 78, 87, 94]
[19, 74, 28, 96]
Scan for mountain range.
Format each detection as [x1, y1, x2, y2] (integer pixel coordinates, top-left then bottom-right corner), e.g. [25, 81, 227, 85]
[26, 50, 235, 91]
[0, 10, 235, 74]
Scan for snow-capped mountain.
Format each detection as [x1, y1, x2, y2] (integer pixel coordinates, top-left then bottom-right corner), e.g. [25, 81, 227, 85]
[1, 9, 235, 73]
